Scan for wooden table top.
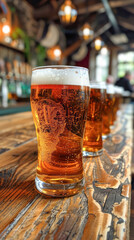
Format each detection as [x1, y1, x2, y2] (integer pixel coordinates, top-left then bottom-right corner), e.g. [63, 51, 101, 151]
[0, 104, 133, 240]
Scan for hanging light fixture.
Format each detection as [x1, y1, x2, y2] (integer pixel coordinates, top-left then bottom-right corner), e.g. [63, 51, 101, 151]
[2, 24, 11, 34]
[1, 18, 11, 35]
[58, 0, 77, 24]
[47, 45, 62, 61]
[80, 23, 94, 41]
[100, 46, 109, 55]
[94, 37, 102, 51]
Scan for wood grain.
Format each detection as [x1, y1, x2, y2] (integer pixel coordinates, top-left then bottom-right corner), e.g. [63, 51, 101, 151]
[130, 190, 134, 240]
[0, 112, 36, 153]
[0, 105, 133, 240]
[0, 112, 33, 133]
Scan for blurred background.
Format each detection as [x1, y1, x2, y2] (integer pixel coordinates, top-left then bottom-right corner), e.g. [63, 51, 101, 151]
[0, 0, 134, 115]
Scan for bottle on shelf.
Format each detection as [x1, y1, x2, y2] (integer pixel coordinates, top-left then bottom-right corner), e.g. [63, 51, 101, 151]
[0, 58, 8, 107]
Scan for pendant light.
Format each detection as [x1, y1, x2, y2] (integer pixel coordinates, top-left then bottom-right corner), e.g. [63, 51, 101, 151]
[58, 0, 77, 24]
[47, 45, 62, 61]
[1, 18, 11, 35]
[94, 37, 102, 51]
[100, 46, 109, 55]
[80, 23, 94, 41]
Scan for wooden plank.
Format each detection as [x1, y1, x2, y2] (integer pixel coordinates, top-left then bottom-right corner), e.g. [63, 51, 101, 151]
[130, 191, 134, 240]
[103, 107, 133, 155]
[0, 124, 36, 153]
[0, 112, 33, 133]
[0, 112, 36, 154]
[118, 17, 134, 32]
[125, 7, 134, 14]
[0, 104, 132, 239]
[33, 0, 134, 19]
[78, 0, 134, 15]
[0, 145, 131, 239]
[59, 39, 83, 64]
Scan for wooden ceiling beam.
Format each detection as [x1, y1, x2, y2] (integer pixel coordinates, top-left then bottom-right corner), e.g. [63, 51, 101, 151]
[38, 0, 48, 7]
[33, 0, 134, 20]
[50, 0, 59, 10]
[33, 0, 134, 19]
[78, 0, 134, 15]
[92, 22, 111, 38]
[123, 7, 134, 14]
[59, 39, 83, 64]
[118, 17, 134, 31]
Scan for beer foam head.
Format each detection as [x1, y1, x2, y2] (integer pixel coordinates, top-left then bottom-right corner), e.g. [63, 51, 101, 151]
[90, 81, 106, 89]
[107, 84, 115, 94]
[114, 86, 124, 94]
[31, 66, 90, 86]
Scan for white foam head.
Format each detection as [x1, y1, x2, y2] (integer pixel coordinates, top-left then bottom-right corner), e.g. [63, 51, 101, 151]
[123, 91, 131, 97]
[31, 66, 90, 86]
[114, 86, 124, 94]
[90, 81, 106, 89]
[107, 84, 115, 94]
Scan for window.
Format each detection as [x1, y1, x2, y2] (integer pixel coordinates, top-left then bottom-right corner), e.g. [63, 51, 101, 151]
[117, 51, 134, 83]
[95, 52, 109, 82]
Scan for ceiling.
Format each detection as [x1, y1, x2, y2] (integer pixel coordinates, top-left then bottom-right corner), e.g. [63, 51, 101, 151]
[23, 0, 134, 49]
[6, 0, 134, 62]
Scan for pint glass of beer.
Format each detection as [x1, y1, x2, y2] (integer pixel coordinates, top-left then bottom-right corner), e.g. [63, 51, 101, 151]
[83, 82, 106, 156]
[102, 84, 115, 138]
[30, 66, 90, 197]
[112, 86, 123, 124]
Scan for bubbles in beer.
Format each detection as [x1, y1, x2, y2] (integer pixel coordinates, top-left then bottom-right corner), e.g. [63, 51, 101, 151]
[31, 84, 89, 183]
[32, 98, 66, 135]
[83, 87, 105, 154]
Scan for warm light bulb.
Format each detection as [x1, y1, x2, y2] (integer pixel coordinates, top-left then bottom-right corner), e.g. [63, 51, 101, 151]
[95, 38, 102, 50]
[58, 0, 77, 24]
[95, 39, 101, 45]
[2, 25, 11, 34]
[80, 23, 94, 41]
[101, 46, 108, 55]
[64, 5, 71, 15]
[83, 28, 90, 36]
[47, 46, 62, 61]
[54, 48, 61, 59]
[4, 36, 12, 43]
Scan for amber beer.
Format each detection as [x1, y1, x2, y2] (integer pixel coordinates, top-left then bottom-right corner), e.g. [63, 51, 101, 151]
[30, 66, 90, 197]
[83, 83, 106, 156]
[112, 86, 124, 123]
[102, 84, 115, 138]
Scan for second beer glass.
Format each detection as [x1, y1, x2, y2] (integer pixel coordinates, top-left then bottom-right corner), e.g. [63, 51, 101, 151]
[83, 82, 106, 156]
[102, 84, 115, 138]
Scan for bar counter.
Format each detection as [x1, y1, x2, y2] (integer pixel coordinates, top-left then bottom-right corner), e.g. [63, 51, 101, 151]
[0, 104, 133, 239]
[0, 103, 31, 116]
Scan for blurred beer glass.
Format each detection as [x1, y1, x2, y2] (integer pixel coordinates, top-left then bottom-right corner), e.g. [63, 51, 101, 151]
[112, 86, 123, 123]
[30, 66, 90, 197]
[102, 84, 115, 138]
[83, 81, 106, 156]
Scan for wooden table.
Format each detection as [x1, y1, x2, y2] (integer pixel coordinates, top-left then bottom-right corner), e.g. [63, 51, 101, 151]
[0, 104, 133, 240]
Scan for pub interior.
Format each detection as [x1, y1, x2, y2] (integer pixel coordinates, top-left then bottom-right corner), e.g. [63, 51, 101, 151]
[0, 0, 134, 239]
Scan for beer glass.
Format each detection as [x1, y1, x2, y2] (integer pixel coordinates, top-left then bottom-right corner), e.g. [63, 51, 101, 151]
[112, 86, 123, 124]
[30, 66, 90, 197]
[83, 82, 106, 156]
[102, 84, 115, 138]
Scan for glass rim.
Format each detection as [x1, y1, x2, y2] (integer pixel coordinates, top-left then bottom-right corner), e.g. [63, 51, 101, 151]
[90, 81, 106, 89]
[90, 80, 105, 84]
[32, 65, 89, 72]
